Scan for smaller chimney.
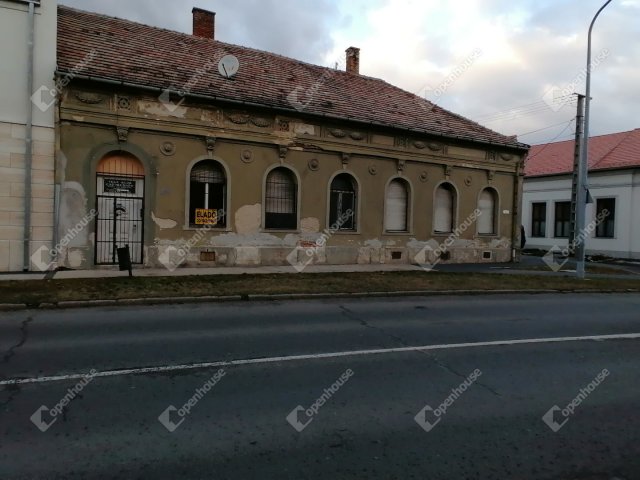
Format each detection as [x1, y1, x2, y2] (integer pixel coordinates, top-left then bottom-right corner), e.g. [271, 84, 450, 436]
[345, 47, 360, 75]
[192, 7, 215, 40]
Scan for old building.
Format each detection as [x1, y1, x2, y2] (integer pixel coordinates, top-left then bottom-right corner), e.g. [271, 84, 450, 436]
[0, 0, 57, 272]
[54, 5, 528, 271]
[523, 129, 640, 259]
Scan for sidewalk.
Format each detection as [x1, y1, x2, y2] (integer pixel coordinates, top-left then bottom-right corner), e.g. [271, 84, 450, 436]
[1, 255, 638, 282]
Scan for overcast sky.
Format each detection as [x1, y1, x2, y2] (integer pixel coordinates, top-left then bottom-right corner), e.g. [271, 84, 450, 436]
[59, 0, 639, 146]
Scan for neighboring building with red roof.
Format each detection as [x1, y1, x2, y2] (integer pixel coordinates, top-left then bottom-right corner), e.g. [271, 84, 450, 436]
[523, 129, 640, 259]
[50, 5, 529, 271]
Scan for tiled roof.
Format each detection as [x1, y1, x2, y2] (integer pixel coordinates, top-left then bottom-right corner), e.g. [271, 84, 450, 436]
[525, 128, 640, 177]
[56, 5, 527, 150]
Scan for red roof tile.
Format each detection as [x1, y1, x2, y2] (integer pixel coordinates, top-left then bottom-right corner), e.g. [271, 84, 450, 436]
[525, 129, 640, 177]
[56, 5, 527, 150]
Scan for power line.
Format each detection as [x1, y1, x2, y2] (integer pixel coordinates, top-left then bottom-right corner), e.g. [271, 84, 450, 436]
[516, 118, 577, 138]
[472, 95, 578, 124]
[527, 119, 576, 161]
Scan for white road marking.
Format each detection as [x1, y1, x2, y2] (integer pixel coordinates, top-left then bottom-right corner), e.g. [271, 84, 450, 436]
[2, 332, 639, 386]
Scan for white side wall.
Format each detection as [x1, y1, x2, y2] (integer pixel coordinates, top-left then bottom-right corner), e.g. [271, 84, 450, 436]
[0, 0, 57, 271]
[522, 170, 639, 259]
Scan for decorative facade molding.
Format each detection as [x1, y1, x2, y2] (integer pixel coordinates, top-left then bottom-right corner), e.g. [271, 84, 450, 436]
[308, 158, 320, 171]
[250, 116, 272, 128]
[206, 136, 216, 155]
[226, 113, 250, 125]
[116, 126, 129, 143]
[75, 91, 105, 104]
[160, 141, 176, 156]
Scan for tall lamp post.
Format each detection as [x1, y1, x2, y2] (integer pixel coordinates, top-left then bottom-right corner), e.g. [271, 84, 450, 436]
[575, 0, 613, 279]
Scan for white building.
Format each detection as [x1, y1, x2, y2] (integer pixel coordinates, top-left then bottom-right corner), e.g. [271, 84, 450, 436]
[522, 129, 640, 259]
[0, 0, 57, 272]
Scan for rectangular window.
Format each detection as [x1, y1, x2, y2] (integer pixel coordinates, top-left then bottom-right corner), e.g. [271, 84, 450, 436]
[554, 202, 571, 238]
[596, 198, 615, 238]
[531, 203, 547, 238]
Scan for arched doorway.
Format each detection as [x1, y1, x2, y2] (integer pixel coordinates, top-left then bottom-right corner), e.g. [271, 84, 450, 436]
[95, 152, 145, 265]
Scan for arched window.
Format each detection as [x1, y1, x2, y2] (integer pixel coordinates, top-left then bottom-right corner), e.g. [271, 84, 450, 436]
[434, 183, 456, 233]
[385, 178, 409, 232]
[265, 167, 297, 230]
[477, 188, 498, 235]
[329, 173, 357, 230]
[189, 160, 226, 227]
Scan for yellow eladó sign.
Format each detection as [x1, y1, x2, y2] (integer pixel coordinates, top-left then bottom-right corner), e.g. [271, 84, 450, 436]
[195, 209, 218, 225]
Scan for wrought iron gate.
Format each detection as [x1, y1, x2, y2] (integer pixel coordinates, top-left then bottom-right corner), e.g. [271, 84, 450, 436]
[95, 194, 144, 265]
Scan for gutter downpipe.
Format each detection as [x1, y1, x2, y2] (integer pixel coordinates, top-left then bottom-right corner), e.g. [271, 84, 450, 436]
[23, 0, 36, 271]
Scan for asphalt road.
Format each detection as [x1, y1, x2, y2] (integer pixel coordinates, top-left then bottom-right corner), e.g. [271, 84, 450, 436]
[1, 294, 639, 479]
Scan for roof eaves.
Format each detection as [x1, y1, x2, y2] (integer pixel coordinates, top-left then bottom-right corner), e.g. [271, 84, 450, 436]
[60, 70, 529, 151]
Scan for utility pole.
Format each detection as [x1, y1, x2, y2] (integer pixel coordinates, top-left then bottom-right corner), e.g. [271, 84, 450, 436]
[575, 0, 613, 279]
[569, 94, 586, 255]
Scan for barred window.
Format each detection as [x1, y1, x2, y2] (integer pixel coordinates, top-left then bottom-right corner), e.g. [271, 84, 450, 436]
[189, 161, 226, 227]
[329, 174, 356, 230]
[265, 168, 297, 230]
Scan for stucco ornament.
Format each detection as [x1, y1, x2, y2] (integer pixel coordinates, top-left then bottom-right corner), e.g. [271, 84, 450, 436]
[160, 141, 176, 156]
[241, 149, 254, 164]
[368, 164, 378, 175]
[308, 158, 320, 171]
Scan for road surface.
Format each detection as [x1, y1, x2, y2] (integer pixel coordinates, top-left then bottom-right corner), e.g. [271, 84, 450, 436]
[1, 294, 639, 479]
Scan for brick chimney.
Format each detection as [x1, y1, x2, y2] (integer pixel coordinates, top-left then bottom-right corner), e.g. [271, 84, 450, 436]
[345, 47, 360, 75]
[192, 7, 215, 39]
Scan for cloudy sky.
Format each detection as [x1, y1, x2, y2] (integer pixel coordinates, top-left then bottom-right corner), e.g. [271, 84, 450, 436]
[59, 0, 639, 146]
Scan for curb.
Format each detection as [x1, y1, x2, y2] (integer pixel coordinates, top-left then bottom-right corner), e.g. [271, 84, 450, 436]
[1, 289, 638, 311]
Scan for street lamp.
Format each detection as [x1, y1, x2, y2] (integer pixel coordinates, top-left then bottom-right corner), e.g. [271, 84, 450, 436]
[575, 0, 613, 279]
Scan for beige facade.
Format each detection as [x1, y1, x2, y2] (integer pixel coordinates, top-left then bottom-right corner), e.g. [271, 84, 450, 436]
[57, 85, 526, 270]
[0, 0, 57, 272]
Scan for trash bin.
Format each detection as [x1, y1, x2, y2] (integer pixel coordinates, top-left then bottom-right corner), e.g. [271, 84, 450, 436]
[117, 245, 133, 277]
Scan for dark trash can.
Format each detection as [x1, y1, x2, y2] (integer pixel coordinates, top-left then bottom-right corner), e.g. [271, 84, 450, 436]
[117, 245, 133, 277]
